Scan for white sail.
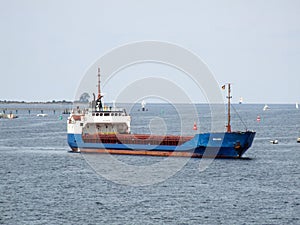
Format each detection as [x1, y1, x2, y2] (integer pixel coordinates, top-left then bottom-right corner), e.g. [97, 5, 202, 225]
[296, 102, 299, 109]
[263, 104, 270, 111]
[141, 100, 146, 108]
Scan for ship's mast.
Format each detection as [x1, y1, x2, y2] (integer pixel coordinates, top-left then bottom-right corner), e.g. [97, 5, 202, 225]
[94, 67, 103, 111]
[227, 83, 232, 132]
[97, 68, 102, 99]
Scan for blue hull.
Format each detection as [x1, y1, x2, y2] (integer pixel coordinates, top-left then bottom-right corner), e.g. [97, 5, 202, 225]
[68, 131, 255, 158]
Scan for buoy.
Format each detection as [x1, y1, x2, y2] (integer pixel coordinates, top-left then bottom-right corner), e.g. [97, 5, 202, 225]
[257, 115, 261, 122]
[193, 122, 197, 130]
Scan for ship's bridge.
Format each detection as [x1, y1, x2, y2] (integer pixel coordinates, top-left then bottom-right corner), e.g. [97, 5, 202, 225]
[81, 106, 131, 134]
[90, 107, 128, 117]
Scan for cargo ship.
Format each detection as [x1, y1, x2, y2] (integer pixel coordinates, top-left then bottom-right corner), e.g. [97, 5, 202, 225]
[67, 68, 255, 158]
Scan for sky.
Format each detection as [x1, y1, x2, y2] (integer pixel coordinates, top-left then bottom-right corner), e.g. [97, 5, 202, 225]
[0, 0, 299, 103]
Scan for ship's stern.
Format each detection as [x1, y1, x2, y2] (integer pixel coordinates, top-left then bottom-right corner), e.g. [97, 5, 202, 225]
[67, 114, 83, 152]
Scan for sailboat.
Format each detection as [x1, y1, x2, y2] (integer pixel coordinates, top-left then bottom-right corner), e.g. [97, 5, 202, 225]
[141, 100, 146, 111]
[239, 97, 243, 104]
[296, 102, 299, 109]
[263, 104, 270, 111]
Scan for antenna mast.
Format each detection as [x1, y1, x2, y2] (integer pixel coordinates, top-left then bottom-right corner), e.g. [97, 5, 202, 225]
[227, 83, 232, 132]
[97, 68, 102, 99]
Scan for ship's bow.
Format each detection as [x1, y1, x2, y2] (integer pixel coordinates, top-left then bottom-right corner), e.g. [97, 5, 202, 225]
[234, 131, 256, 158]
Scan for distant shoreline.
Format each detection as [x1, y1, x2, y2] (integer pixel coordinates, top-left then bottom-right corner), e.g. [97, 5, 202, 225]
[0, 100, 73, 104]
[0, 100, 298, 105]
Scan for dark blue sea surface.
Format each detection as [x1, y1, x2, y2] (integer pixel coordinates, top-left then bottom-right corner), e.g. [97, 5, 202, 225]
[0, 104, 299, 224]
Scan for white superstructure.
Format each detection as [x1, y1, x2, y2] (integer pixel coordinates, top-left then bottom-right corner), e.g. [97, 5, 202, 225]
[67, 105, 131, 136]
[68, 67, 131, 137]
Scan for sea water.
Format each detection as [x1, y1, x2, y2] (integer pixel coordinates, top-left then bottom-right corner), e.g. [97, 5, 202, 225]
[0, 104, 299, 224]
